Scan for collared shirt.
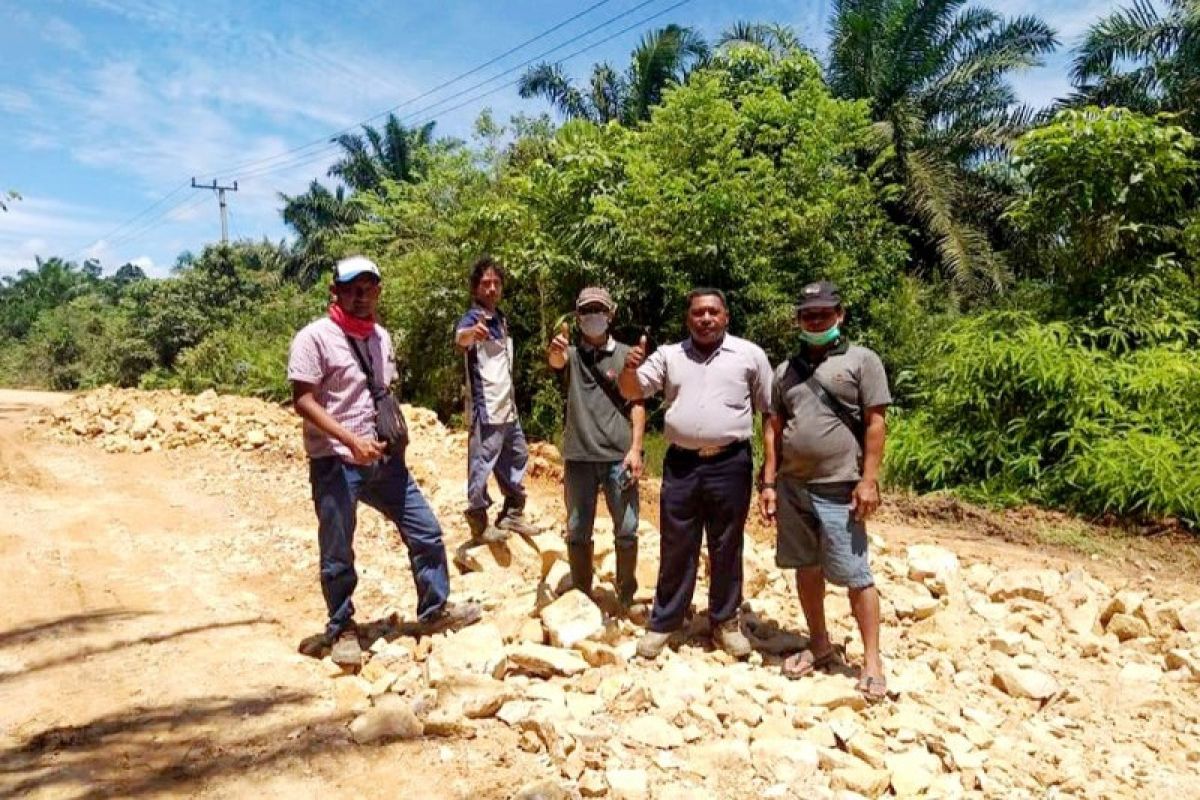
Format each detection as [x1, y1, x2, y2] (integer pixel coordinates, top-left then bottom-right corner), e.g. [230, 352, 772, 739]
[287, 317, 398, 460]
[559, 336, 632, 462]
[456, 304, 516, 426]
[771, 338, 891, 483]
[634, 334, 773, 449]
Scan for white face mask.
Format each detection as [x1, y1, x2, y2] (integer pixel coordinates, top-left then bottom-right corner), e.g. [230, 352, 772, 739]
[579, 312, 609, 338]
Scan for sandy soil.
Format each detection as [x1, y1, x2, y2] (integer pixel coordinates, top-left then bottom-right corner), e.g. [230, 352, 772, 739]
[2, 388, 1198, 799]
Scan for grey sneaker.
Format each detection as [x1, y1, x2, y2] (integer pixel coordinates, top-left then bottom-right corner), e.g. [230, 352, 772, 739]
[417, 601, 483, 635]
[636, 630, 672, 660]
[714, 618, 752, 659]
[495, 509, 538, 537]
[330, 628, 363, 669]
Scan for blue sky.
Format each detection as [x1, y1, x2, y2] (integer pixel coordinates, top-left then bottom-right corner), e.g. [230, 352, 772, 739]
[0, 0, 1121, 277]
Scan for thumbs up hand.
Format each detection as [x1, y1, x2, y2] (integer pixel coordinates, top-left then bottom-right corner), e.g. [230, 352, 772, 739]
[625, 334, 647, 370]
[550, 322, 570, 355]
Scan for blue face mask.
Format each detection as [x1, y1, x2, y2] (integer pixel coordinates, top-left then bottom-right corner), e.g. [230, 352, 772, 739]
[799, 325, 840, 346]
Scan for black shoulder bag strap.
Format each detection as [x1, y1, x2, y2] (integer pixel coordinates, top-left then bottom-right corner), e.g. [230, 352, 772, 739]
[581, 348, 631, 420]
[346, 335, 384, 399]
[788, 354, 864, 446]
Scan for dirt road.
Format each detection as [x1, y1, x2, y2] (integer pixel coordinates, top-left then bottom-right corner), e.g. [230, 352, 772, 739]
[0, 390, 539, 798]
[3, 388, 1199, 799]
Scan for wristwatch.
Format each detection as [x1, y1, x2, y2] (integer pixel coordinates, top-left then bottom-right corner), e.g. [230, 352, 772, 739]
[758, 481, 775, 492]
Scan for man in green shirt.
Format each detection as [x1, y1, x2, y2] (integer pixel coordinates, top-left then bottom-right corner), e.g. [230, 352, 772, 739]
[548, 287, 646, 615]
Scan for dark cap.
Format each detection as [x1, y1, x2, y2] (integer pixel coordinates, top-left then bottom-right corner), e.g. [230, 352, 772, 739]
[797, 280, 841, 310]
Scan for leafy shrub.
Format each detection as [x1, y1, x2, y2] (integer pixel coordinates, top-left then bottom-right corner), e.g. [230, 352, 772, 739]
[886, 311, 1200, 527]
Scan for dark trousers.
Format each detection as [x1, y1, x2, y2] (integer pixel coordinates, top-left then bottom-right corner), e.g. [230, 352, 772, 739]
[649, 442, 752, 633]
[310, 456, 451, 637]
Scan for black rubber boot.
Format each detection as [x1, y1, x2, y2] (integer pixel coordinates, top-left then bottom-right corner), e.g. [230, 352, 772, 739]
[568, 541, 594, 597]
[615, 544, 638, 608]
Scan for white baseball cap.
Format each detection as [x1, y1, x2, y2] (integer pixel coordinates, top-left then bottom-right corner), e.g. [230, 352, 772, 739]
[333, 255, 381, 284]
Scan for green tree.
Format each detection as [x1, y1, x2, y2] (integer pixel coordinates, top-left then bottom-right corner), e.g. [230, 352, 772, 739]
[1006, 107, 1199, 333]
[716, 21, 804, 58]
[1070, 0, 1200, 130]
[518, 24, 710, 124]
[827, 0, 1057, 296]
[279, 115, 436, 286]
[0, 256, 99, 339]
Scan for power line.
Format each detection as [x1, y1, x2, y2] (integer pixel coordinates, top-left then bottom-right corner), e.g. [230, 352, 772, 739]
[68, 0, 621, 259]
[218, 0, 622, 178]
[234, 0, 688, 184]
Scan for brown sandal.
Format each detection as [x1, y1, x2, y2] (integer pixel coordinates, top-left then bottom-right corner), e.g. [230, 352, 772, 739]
[782, 647, 835, 679]
[857, 675, 888, 703]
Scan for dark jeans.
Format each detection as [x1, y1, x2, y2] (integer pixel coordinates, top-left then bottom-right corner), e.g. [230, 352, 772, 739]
[310, 456, 450, 637]
[563, 460, 639, 549]
[649, 442, 752, 633]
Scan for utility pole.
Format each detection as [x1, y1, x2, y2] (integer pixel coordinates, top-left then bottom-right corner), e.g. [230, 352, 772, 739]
[190, 177, 238, 244]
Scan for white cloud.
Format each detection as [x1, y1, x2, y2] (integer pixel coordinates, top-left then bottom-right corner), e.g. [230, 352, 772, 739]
[43, 17, 86, 52]
[0, 88, 33, 115]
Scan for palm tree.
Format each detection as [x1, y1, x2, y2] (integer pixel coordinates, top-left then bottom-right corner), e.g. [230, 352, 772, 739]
[279, 115, 434, 285]
[1070, 0, 1200, 128]
[717, 21, 804, 57]
[518, 24, 709, 125]
[827, 0, 1057, 295]
[328, 117, 436, 194]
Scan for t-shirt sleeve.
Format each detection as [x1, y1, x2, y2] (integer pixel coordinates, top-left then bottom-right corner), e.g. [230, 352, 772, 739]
[859, 350, 893, 408]
[635, 348, 668, 398]
[770, 363, 789, 419]
[287, 327, 323, 384]
[455, 308, 481, 332]
[749, 346, 774, 413]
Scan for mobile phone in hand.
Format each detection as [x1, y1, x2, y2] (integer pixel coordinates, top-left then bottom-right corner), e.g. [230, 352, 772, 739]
[617, 464, 636, 491]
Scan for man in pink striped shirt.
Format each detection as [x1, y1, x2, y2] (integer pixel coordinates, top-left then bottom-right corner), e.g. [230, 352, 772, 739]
[289, 256, 480, 668]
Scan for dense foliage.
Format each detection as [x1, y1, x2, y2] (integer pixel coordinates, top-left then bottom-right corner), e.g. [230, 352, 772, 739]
[3, 3, 1198, 530]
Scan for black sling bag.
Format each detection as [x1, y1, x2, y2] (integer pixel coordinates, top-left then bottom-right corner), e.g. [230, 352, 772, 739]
[346, 334, 409, 460]
[787, 353, 864, 446]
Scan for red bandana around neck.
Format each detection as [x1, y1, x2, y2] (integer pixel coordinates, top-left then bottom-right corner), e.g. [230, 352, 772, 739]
[328, 302, 376, 340]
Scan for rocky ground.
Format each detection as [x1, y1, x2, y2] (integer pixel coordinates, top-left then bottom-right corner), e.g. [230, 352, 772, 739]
[5, 387, 1200, 799]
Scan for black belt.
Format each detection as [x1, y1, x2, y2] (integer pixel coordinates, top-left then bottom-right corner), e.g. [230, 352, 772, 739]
[668, 439, 749, 460]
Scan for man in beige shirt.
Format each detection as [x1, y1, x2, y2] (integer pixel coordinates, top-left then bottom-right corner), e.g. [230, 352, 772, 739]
[619, 288, 775, 659]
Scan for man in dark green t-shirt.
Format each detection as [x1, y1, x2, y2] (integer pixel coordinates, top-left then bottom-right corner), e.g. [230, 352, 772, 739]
[548, 287, 646, 615]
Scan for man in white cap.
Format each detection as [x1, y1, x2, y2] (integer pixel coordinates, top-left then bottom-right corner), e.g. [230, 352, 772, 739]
[547, 287, 646, 616]
[289, 256, 480, 668]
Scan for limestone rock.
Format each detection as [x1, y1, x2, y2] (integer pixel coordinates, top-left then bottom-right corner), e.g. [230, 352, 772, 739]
[1106, 612, 1151, 642]
[1165, 649, 1200, 678]
[808, 676, 869, 710]
[991, 661, 1058, 700]
[349, 694, 423, 744]
[507, 643, 589, 678]
[906, 544, 960, 596]
[1118, 661, 1163, 685]
[511, 780, 572, 800]
[425, 623, 507, 682]
[750, 737, 820, 783]
[886, 748, 942, 796]
[606, 768, 649, 800]
[621, 714, 684, 749]
[436, 673, 517, 719]
[889, 581, 940, 620]
[1178, 601, 1200, 633]
[987, 569, 1060, 603]
[832, 764, 892, 797]
[130, 408, 157, 439]
[541, 590, 604, 648]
